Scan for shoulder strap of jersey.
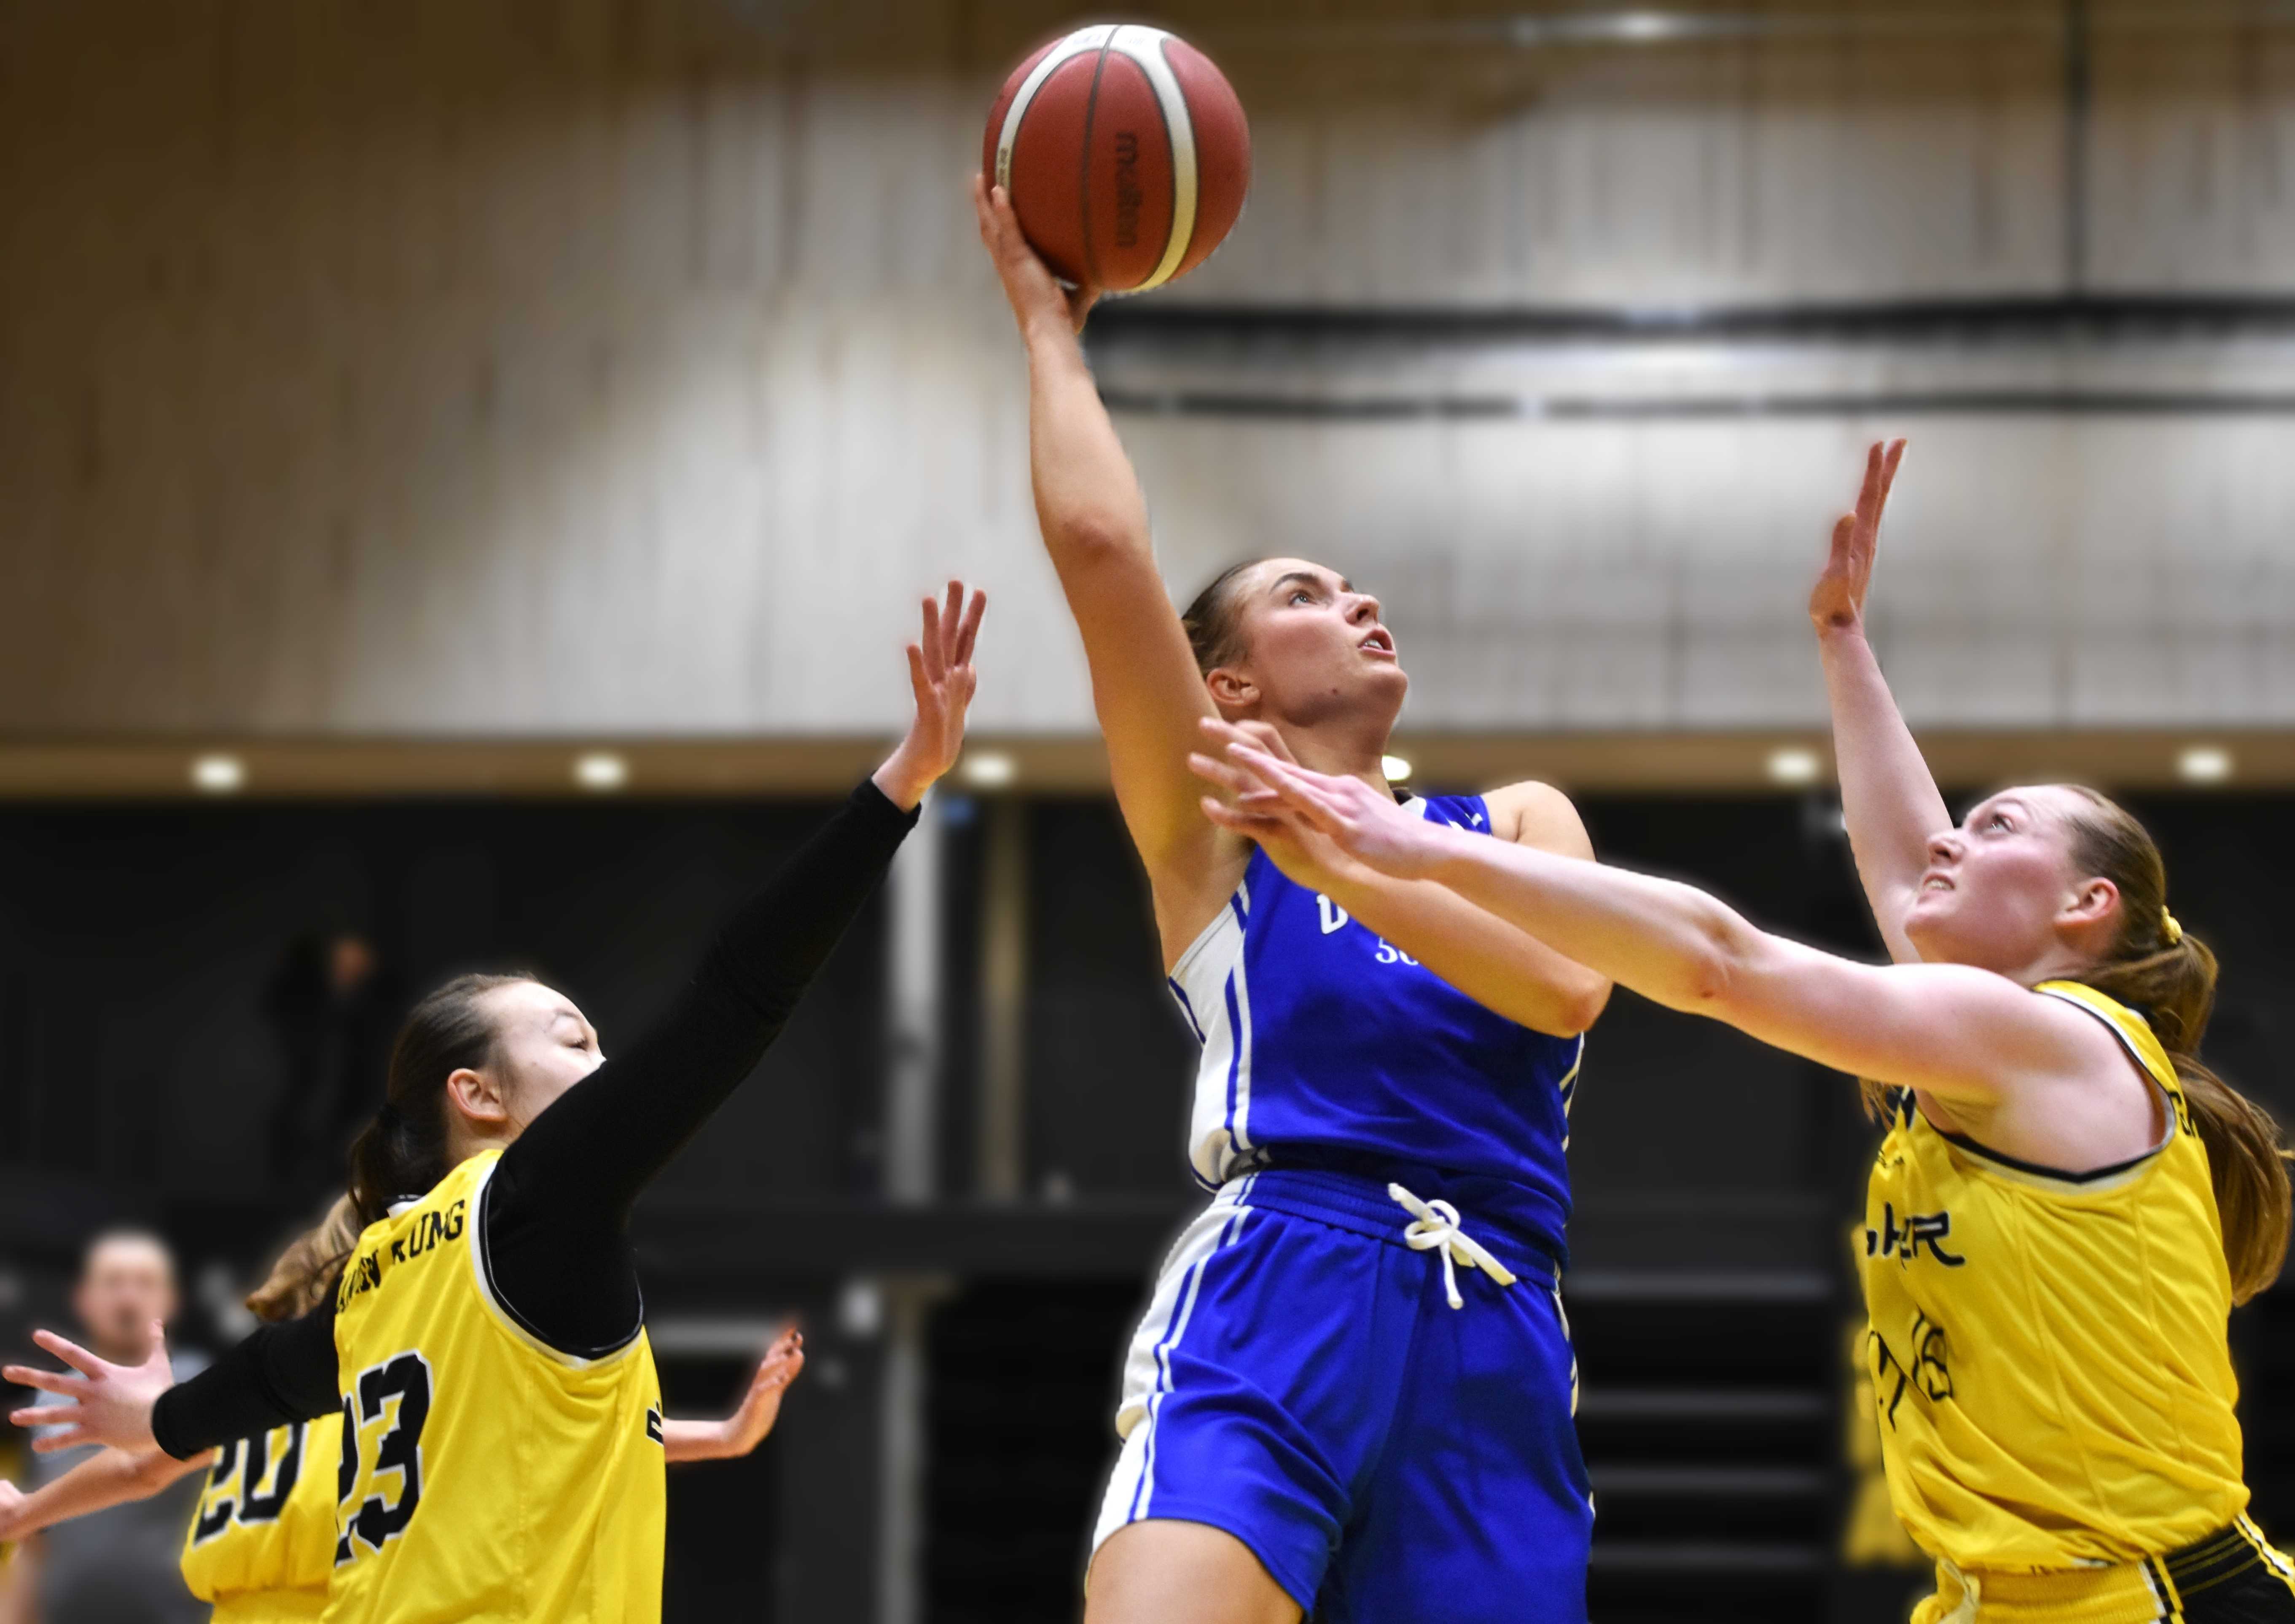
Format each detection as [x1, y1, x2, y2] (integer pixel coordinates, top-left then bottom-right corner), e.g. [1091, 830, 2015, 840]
[2034, 980, 2183, 1099]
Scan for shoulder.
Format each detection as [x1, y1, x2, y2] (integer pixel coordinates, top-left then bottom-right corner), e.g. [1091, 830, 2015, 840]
[1482, 779, 1593, 858]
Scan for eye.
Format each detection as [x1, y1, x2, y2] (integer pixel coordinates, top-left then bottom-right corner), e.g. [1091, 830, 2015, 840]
[1288, 589, 1312, 605]
[1987, 812, 2011, 832]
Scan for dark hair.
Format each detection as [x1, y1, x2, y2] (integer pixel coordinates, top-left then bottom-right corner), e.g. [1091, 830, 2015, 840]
[245, 1194, 363, 1321]
[346, 972, 531, 1227]
[1181, 559, 1270, 676]
[2057, 788, 2292, 1304]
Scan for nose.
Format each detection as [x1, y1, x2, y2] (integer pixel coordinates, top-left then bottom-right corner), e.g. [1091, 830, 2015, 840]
[1346, 590, 1382, 624]
[1927, 830, 1962, 866]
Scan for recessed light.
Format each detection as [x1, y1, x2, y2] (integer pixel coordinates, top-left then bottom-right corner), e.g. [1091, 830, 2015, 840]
[1766, 747, 1822, 786]
[190, 754, 245, 794]
[1381, 755, 1414, 783]
[573, 752, 629, 791]
[2177, 745, 2232, 785]
[960, 750, 1018, 789]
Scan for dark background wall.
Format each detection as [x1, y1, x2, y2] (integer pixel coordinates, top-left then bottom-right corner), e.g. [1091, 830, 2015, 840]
[3, 785, 2290, 1621]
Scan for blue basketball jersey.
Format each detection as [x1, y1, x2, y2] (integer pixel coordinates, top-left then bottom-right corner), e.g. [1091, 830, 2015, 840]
[1167, 793, 1583, 1255]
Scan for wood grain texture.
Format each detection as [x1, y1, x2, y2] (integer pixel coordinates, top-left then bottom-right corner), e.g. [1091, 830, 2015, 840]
[1, 0, 2291, 735]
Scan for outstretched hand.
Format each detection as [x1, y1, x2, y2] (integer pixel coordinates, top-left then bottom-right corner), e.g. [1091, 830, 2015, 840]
[875, 581, 986, 812]
[717, 1326, 804, 1459]
[1188, 719, 1457, 882]
[1810, 438, 1905, 635]
[0, 1478, 27, 1541]
[4, 1322, 173, 1455]
[971, 175, 1099, 336]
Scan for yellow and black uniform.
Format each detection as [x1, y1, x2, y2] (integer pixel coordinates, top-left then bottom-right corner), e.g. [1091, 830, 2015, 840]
[181, 1414, 342, 1622]
[328, 1151, 664, 1623]
[1861, 979, 2295, 1623]
[145, 781, 919, 1621]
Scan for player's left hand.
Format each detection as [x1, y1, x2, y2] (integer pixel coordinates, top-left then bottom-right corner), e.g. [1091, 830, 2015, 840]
[874, 581, 986, 811]
[715, 1327, 804, 1460]
[3, 1321, 172, 1455]
[1194, 721, 1361, 892]
[1191, 720, 1455, 882]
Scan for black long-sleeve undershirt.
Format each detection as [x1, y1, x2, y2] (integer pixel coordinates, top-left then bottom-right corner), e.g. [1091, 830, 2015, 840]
[152, 779, 915, 1459]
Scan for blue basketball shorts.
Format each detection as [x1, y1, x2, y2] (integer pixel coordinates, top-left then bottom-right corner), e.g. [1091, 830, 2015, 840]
[1090, 1166, 1593, 1623]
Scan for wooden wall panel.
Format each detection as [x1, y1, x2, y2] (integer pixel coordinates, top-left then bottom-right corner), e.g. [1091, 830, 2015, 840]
[1, 1, 2291, 737]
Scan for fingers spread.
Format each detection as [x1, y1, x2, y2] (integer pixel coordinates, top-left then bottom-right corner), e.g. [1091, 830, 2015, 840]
[953, 587, 986, 669]
[31, 1329, 101, 1375]
[5, 1365, 89, 1399]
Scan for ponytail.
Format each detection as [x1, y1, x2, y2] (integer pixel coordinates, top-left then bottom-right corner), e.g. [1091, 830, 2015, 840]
[245, 1194, 363, 1321]
[2065, 788, 2293, 1304]
[347, 972, 529, 1227]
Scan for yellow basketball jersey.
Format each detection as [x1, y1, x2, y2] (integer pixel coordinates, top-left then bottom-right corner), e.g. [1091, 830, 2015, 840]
[181, 1413, 341, 1621]
[1859, 980, 2247, 1573]
[327, 1150, 666, 1624]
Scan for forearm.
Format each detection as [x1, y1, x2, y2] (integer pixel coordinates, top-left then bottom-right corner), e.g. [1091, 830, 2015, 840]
[660, 1419, 730, 1464]
[1819, 627, 1948, 960]
[4, 1447, 206, 1535]
[1024, 323, 1152, 558]
[151, 1309, 339, 1459]
[1427, 833, 1760, 1017]
[1320, 865, 1610, 1036]
[500, 778, 916, 1225]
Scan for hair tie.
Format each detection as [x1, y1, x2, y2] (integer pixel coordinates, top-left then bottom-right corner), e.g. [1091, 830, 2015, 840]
[2162, 909, 2183, 945]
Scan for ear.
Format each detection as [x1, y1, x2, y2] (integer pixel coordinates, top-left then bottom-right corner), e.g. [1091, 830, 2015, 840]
[1204, 666, 1259, 716]
[443, 1065, 510, 1130]
[2061, 876, 2121, 933]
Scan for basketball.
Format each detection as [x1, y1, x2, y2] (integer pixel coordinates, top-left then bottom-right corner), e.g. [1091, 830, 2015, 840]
[983, 24, 1250, 295]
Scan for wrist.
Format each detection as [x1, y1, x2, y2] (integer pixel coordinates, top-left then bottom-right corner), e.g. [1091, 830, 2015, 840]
[871, 748, 933, 813]
[1813, 618, 1868, 650]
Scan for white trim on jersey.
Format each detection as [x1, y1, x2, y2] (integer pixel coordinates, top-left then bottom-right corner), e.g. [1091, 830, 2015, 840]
[1093, 1181, 1257, 1553]
[1170, 887, 1257, 1191]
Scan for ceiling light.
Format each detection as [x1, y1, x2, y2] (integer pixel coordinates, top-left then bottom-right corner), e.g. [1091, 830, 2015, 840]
[960, 750, 1017, 789]
[190, 754, 245, 794]
[2177, 745, 2232, 785]
[1766, 746, 1822, 786]
[573, 751, 629, 791]
[1382, 755, 1414, 783]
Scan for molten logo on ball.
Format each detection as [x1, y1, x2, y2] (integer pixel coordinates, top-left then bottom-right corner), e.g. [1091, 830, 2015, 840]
[1113, 131, 1142, 250]
[984, 23, 1250, 293]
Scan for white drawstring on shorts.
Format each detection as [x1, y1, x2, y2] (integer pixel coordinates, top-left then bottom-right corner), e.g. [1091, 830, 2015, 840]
[1389, 1183, 1517, 1309]
[1938, 1556, 1982, 1624]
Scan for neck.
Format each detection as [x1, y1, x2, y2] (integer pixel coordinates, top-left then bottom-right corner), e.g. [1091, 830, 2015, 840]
[445, 1123, 515, 1170]
[1269, 719, 1393, 794]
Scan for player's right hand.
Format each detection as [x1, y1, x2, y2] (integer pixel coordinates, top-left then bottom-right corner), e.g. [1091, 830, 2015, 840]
[972, 175, 1099, 336]
[0, 1478, 27, 1541]
[3, 1320, 172, 1455]
[1810, 438, 1905, 636]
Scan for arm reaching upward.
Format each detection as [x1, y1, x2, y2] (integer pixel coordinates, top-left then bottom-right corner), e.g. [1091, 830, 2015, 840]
[973, 176, 1244, 956]
[662, 1326, 805, 1463]
[1810, 439, 1949, 964]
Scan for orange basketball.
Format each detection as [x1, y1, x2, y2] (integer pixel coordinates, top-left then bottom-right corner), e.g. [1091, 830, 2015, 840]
[983, 24, 1251, 294]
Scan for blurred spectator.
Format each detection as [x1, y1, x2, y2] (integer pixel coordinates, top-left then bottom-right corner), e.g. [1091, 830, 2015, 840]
[0, 1233, 207, 1624]
[262, 931, 396, 1201]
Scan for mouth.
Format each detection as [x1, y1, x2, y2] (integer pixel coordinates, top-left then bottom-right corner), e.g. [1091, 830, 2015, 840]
[1918, 871, 1955, 895]
[1357, 628, 1397, 659]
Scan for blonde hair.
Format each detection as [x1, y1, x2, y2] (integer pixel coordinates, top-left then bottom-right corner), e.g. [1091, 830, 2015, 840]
[244, 1194, 363, 1322]
[2058, 788, 2292, 1304]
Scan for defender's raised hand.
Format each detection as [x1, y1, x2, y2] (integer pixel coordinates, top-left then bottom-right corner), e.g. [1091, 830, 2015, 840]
[1809, 438, 1905, 635]
[972, 175, 1099, 336]
[874, 581, 986, 812]
[4, 1322, 174, 1455]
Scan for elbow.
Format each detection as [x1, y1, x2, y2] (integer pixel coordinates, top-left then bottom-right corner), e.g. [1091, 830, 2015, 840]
[1047, 513, 1142, 567]
[1680, 914, 1761, 1016]
[1547, 974, 1612, 1039]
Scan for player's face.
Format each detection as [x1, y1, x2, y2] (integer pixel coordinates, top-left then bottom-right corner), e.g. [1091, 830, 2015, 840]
[72, 1237, 177, 1361]
[1220, 559, 1407, 729]
[481, 980, 607, 1132]
[1903, 786, 2105, 972]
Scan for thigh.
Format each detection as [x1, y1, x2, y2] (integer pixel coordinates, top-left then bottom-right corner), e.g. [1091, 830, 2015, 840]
[1091, 1201, 1415, 1615]
[1320, 1270, 1593, 1624]
[1086, 1520, 1301, 1624]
